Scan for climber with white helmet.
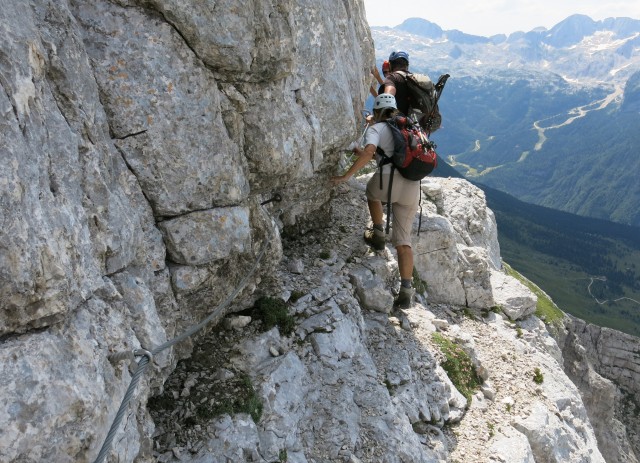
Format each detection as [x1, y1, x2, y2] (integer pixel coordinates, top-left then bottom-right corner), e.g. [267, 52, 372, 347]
[331, 93, 421, 309]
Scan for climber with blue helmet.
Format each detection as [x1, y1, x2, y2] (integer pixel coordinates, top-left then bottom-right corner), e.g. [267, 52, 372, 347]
[383, 50, 412, 116]
[388, 50, 409, 63]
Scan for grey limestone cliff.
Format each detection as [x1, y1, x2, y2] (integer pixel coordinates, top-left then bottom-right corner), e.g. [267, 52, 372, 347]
[0, 0, 372, 461]
[556, 316, 640, 463]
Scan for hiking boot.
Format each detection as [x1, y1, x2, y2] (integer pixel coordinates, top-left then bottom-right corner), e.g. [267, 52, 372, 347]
[394, 286, 415, 309]
[363, 227, 385, 250]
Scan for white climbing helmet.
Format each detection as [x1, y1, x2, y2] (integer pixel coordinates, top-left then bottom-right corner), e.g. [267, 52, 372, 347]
[374, 93, 397, 110]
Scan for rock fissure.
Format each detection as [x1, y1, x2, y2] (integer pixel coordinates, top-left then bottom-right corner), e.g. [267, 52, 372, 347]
[114, 129, 148, 140]
[0, 79, 20, 124]
[112, 144, 157, 218]
[45, 81, 75, 139]
[142, 5, 203, 70]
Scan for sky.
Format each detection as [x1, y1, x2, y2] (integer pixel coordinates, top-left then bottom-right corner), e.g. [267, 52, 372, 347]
[362, 0, 640, 37]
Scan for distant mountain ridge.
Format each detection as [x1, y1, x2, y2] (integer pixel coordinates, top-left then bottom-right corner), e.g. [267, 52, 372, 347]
[371, 14, 640, 226]
[395, 14, 640, 48]
[375, 14, 640, 84]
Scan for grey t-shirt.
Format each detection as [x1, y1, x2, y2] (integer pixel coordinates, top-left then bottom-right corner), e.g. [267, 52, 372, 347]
[364, 121, 395, 173]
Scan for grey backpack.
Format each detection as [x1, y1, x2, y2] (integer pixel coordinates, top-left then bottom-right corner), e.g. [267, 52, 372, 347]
[395, 71, 449, 133]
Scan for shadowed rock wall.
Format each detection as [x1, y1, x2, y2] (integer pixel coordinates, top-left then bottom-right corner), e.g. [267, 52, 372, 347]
[0, 0, 372, 461]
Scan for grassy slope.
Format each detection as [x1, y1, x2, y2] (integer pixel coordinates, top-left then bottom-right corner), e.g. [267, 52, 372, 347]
[433, 164, 640, 336]
[479, 183, 640, 337]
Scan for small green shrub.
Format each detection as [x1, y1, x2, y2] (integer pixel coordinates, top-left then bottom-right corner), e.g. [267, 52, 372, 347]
[432, 333, 481, 406]
[483, 305, 503, 318]
[412, 267, 429, 295]
[384, 379, 395, 396]
[533, 367, 544, 384]
[198, 401, 230, 420]
[290, 290, 305, 303]
[516, 326, 523, 338]
[191, 375, 263, 424]
[238, 392, 263, 423]
[488, 422, 495, 439]
[229, 375, 262, 422]
[279, 449, 288, 462]
[319, 250, 331, 259]
[253, 297, 295, 335]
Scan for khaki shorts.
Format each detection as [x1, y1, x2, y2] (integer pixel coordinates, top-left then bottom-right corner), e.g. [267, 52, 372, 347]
[366, 171, 420, 247]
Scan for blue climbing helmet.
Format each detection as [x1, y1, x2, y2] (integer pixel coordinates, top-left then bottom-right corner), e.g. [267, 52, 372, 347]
[388, 50, 409, 64]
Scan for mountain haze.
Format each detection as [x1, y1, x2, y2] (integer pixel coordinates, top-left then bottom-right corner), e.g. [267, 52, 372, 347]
[372, 15, 640, 226]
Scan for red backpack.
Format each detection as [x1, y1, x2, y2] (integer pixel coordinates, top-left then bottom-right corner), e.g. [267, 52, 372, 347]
[376, 115, 438, 180]
[376, 115, 438, 234]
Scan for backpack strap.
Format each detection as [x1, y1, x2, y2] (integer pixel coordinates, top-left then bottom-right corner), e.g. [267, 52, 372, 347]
[374, 146, 395, 235]
[376, 122, 396, 189]
[386, 166, 395, 235]
[391, 71, 412, 112]
[374, 120, 398, 235]
[376, 146, 391, 189]
[417, 180, 423, 237]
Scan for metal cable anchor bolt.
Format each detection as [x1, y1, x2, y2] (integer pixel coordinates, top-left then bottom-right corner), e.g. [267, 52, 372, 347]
[260, 193, 282, 206]
[133, 348, 153, 363]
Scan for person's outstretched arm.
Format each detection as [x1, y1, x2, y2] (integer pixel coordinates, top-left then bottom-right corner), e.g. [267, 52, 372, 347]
[371, 65, 384, 85]
[330, 144, 376, 186]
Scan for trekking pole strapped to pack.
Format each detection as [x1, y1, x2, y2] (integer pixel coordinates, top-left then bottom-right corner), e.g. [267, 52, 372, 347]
[424, 73, 450, 134]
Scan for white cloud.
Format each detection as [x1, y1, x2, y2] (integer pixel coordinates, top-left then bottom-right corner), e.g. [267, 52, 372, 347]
[363, 0, 640, 36]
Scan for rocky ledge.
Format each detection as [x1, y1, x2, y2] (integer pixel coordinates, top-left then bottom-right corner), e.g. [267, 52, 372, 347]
[147, 176, 608, 463]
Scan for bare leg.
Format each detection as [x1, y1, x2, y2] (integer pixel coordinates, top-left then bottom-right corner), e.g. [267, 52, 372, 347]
[396, 245, 413, 281]
[367, 199, 384, 226]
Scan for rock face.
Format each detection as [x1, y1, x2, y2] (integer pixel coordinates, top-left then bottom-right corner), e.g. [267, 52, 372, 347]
[556, 316, 640, 463]
[415, 178, 505, 309]
[0, 1, 372, 462]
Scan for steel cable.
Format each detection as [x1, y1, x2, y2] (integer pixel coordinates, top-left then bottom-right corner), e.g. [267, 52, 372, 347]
[93, 219, 277, 463]
[93, 172, 336, 462]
